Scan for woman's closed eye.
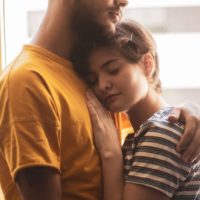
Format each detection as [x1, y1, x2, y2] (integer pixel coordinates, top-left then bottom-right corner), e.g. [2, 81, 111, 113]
[106, 65, 121, 75]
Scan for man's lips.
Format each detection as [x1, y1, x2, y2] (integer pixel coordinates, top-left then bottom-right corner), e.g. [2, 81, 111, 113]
[108, 10, 121, 23]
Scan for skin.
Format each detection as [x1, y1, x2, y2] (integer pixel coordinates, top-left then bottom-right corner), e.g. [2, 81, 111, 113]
[15, 0, 200, 200]
[71, 0, 127, 41]
[87, 47, 151, 113]
[32, 0, 128, 60]
[87, 46, 168, 131]
[16, 168, 62, 200]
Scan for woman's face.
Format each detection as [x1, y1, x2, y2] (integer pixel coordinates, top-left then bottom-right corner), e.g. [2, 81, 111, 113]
[87, 46, 149, 112]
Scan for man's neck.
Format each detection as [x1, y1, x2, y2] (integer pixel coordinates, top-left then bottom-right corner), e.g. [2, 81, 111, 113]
[31, 1, 78, 61]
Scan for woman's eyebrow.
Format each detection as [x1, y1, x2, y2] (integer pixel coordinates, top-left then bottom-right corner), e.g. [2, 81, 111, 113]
[101, 58, 119, 69]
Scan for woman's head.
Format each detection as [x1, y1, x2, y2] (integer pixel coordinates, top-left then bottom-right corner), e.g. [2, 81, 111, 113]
[72, 20, 162, 112]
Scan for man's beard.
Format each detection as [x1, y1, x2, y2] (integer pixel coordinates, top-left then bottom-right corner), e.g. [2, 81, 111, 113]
[71, 5, 115, 43]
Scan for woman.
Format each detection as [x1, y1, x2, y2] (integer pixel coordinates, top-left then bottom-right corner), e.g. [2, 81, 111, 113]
[72, 20, 200, 200]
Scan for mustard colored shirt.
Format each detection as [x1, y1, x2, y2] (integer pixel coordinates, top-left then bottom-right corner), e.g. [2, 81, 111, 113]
[0, 45, 102, 200]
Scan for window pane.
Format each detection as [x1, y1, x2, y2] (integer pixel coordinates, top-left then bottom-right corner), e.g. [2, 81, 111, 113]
[123, 4, 200, 89]
[4, 0, 47, 66]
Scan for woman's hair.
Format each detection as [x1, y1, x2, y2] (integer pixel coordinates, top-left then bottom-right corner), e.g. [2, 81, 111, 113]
[71, 20, 162, 93]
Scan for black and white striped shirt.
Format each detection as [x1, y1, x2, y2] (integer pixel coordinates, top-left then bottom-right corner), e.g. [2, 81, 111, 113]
[122, 107, 200, 199]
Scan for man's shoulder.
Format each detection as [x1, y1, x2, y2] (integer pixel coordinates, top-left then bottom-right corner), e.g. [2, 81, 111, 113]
[1, 49, 49, 88]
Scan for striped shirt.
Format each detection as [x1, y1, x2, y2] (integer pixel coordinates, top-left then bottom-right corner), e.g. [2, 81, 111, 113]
[122, 107, 200, 199]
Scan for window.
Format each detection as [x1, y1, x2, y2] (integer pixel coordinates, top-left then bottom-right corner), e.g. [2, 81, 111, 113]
[124, 1, 200, 89]
[0, 0, 6, 70]
[125, 0, 200, 105]
[2, 0, 47, 68]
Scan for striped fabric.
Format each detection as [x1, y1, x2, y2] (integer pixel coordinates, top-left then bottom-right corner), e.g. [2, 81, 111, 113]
[122, 107, 200, 199]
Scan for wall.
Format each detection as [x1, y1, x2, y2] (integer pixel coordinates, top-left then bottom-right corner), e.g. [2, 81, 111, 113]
[163, 88, 200, 106]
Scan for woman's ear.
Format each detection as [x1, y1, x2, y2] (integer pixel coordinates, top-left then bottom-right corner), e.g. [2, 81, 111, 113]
[143, 53, 155, 79]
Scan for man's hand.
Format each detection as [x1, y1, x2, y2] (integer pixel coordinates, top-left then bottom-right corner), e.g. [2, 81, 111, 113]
[168, 104, 200, 162]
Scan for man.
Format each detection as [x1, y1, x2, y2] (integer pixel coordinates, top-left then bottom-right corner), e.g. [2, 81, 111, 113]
[0, 0, 199, 200]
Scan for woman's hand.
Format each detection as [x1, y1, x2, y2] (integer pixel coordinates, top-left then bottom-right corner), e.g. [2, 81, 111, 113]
[168, 103, 200, 162]
[86, 90, 123, 200]
[86, 90, 121, 157]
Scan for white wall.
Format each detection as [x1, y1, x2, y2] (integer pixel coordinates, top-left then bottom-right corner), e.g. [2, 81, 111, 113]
[163, 88, 200, 106]
[4, 0, 47, 64]
[128, 0, 200, 8]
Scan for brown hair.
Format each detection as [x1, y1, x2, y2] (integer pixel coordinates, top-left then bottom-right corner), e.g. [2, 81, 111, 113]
[71, 20, 162, 93]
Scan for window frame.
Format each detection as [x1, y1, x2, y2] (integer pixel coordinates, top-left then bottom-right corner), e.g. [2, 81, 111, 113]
[0, 0, 6, 71]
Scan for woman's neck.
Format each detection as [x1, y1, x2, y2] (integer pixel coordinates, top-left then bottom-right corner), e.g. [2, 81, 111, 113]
[127, 89, 168, 131]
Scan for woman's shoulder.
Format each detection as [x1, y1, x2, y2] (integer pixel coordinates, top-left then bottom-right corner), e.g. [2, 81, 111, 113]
[139, 107, 184, 138]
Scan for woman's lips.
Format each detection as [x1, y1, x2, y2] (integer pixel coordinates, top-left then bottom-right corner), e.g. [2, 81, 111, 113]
[104, 93, 121, 105]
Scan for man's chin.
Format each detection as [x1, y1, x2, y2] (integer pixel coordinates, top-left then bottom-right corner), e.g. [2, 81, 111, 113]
[78, 22, 116, 43]
[107, 22, 117, 34]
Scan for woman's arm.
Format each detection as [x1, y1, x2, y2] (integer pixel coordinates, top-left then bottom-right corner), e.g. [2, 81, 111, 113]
[86, 91, 123, 200]
[101, 149, 123, 200]
[123, 183, 169, 200]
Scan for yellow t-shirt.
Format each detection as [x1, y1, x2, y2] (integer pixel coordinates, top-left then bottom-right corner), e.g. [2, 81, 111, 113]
[0, 45, 102, 200]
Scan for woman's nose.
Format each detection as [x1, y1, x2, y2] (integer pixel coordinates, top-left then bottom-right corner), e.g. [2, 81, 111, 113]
[98, 76, 112, 92]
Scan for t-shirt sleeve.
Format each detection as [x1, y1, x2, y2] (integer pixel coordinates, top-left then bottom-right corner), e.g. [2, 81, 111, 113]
[124, 125, 191, 198]
[0, 68, 61, 180]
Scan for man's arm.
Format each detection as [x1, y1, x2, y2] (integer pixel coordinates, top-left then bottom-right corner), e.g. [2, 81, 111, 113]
[168, 103, 200, 162]
[16, 167, 61, 200]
